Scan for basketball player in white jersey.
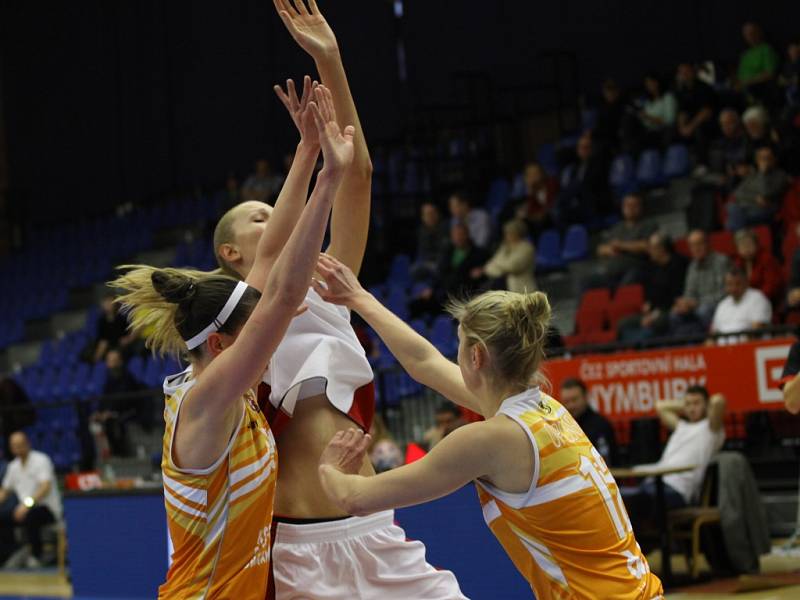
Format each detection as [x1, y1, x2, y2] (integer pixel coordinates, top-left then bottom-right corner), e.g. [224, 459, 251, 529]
[209, 2, 467, 597]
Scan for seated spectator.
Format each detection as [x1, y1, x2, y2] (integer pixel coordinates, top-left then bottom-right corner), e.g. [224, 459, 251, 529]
[737, 22, 780, 106]
[710, 266, 772, 342]
[410, 202, 449, 281]
[411, 223, 488, 316]
[508, 162, 557, 238]
[778, 40, 800, 107]
[742, 106, 774, 159]
[618, 232, 688, 342]
[554, 134, 611, 227]
[241, 158, 283, 202]
[733, 228, 783, 304]
[670, 230, 731, 335]
[422, 402, 466, 451]
[89, 296, 135, 363]
[90, 349, 145, 459]
[472, 219, 536, 293]
[560, 378, 617, 466]
[593, 79, 627, 155]
[727, 145, 789, 230]
[638, 387, 725, 509]
[593, 193, 656, 287]
[368, 415, 403, 473]
[448, 191, 491, 249]
[709, 109, 748, 182]
[630, 73, 677, 152]
[675, 62, 717, 164]
[0, 432, 61, 569]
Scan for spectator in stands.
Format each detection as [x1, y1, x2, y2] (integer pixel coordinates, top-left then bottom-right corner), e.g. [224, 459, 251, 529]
[742, 106, 775, 159]
[224, 174, 240, 209]
[675, 62, 717, 164]
[241, 158, 283, 203]
[90, 296, 135, 363]
[0, 378, 36, 461]
[411, 223, 488, 317]
[778, 40, 800, 107]
[710, 265, 772, 341]
[644, 387, 725, 508]
[633, 73, 677, 151]
[727, 145, 789, 231]
[0, 432, 61, 568]
[368, 415, 403, 473]
[422, 402, 466, 451]
[670, 230, 731, 334]
[733, 228, 783, 304]
[90, 349, 144, 458]
[410, 202, 449, 281]
[593, 193, 656, 287]
[560, 378, 617, 466]
[508, 161, 557, 239]
[472, 219, 536, 293]
[618, 232, 687, 341]
[709, 109, 748, 181]
[737, 22, 780, 105]
[448, 191, 491, 248]
[592, 79, 627, 155]
[554, 134, 611, 227]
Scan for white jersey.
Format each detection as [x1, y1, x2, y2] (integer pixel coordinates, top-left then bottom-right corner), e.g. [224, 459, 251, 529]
[260, 288, 375, 433]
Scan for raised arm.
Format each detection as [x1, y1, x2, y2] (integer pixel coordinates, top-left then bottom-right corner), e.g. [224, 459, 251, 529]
[318, 423, 497, 516]
[655, 398, 683, 431]
[274, 0, 372, 275]
[708, 393, 726, 433]
[245, 76, 321, 290]
[191, 98, 354, 420]
[313, 254, 482, 412]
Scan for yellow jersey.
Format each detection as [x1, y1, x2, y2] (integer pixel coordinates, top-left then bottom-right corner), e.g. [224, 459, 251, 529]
[159, 369, 278, 599]
[476, 388, 663, 599]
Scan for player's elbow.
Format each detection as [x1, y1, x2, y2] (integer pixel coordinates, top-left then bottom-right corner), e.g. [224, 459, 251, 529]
[341, 489, 372, 517]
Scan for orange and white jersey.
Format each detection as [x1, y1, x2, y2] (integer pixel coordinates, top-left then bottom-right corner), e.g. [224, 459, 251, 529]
[159, 369, 278, 599]
[477, 388, 663, 599]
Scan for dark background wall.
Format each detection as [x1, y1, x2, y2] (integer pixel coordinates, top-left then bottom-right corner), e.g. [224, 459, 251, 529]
[1, 0, 797, 222]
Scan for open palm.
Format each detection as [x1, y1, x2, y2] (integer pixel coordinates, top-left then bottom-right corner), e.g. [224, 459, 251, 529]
[310, 86, 354, 172]
[273, 0, 338, 58]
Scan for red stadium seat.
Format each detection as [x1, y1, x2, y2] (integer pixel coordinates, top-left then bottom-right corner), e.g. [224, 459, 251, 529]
[608, 284, 645, 328]
[709, 231, 736, 257]
[674, 237, 690, 257]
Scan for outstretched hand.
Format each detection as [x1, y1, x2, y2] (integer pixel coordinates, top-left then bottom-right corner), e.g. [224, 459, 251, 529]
[274, 76, 320, 147]
[309, 86, 354, 173]
[312, 253, 364, 306]
[273, 0, 338, 59]
[319, 428, 372, 475]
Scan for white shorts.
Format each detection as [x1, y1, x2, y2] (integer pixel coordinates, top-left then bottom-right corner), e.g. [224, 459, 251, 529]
[272, 510, 468, 599]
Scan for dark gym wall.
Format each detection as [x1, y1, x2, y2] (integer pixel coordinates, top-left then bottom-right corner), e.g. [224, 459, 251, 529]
[1, 1, 796, 221]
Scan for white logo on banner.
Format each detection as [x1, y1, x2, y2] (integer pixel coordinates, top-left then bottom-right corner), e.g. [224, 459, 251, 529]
[755, 344, 791, 403]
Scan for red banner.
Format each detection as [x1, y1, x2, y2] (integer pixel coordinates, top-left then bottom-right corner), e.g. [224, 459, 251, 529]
[544, 337, 794, 420]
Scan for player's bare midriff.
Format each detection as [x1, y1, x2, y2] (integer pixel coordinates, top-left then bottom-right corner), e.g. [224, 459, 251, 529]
[273, 393, 375, 518]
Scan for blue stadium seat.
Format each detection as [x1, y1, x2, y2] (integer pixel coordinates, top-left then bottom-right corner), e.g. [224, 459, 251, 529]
[561, 225, 589, 263]
[535, 229, 565, 271]
[486, 178, 511, 220]
[388, 254, 411, 287]
[662, 144, 690, 179]
[636, 149, 663, 187]
[430, 315, 458, 356]
[536, 143, 558, 176]
[609, 154, 636, 196]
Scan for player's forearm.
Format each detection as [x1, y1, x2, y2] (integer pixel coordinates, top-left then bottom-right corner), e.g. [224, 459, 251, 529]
[32, 481, 51, 504]
[255, 141, 319, 264]
[350, 292, 442, 381]
[315, 52, 371, 179]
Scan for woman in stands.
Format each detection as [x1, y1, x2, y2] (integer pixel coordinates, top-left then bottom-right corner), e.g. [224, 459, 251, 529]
[314, 254, 664, 599]
[111, 89, 354, 598]
[209, 1, 467, 598]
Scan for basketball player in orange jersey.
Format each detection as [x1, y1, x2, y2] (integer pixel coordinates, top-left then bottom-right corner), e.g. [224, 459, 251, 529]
[110, 89, 354, 599]
[211, 1, 467, 598]
[313, 254, 665, 600]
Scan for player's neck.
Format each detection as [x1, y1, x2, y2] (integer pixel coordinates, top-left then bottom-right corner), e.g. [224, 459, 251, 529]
[474, 381, 528, 418]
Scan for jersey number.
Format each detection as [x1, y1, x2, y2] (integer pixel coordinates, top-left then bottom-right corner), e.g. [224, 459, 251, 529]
[578, 448, 633, 541]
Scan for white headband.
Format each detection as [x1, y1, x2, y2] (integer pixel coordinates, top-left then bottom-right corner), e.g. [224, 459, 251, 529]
[185, 281, 249, 350]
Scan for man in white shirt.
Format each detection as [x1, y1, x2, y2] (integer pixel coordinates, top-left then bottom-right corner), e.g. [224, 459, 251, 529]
[0, 432, 61, 567]
[711, 266, 772, 342]
[623, 387, 725, 533]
